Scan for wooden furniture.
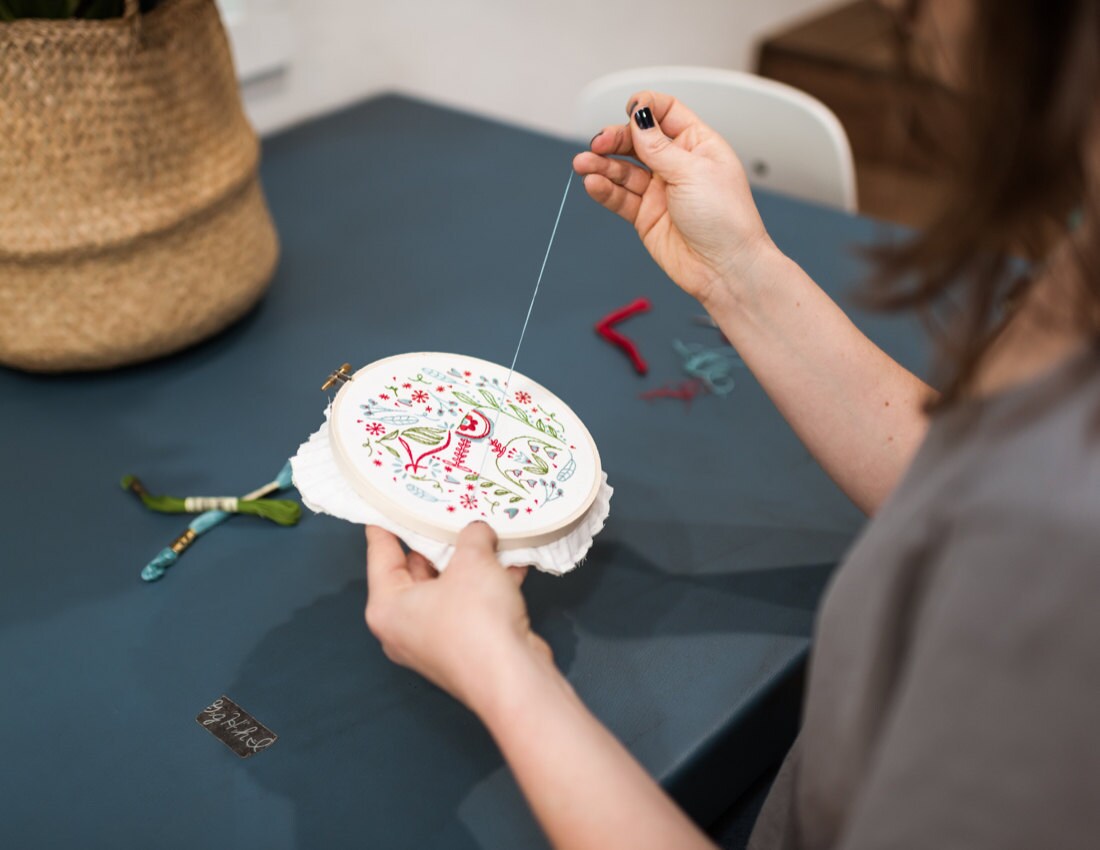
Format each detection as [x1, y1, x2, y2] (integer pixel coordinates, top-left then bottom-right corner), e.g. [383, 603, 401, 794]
[757, 0, 962, 228]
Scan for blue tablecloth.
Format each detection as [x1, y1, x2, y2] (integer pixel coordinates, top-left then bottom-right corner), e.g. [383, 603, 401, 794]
[0, 95, 927, 849]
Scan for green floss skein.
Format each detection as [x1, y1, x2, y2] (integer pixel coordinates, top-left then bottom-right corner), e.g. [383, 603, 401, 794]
[234, 498, 302, 526]
[121, 476, 301, 526]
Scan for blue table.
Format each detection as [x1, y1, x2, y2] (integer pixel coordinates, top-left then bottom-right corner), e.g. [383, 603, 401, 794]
[0, 95, 926, 849]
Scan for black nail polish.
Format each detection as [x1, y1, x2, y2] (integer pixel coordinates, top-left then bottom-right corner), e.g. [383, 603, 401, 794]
[634, 107, 654, 130]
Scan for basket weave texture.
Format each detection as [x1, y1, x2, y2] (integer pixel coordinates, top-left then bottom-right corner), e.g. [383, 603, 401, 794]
[0, 0, 279, 372]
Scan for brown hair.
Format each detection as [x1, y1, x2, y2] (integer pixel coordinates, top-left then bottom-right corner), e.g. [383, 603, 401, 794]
[869, 0, 1100, 407]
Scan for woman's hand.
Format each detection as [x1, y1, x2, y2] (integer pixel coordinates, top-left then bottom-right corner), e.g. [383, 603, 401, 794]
[573, 90, 772, 307]
[364, 522, 551, 714]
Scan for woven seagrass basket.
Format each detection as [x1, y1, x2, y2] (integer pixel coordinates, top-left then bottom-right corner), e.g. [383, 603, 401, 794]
[0, 0, 279, 372]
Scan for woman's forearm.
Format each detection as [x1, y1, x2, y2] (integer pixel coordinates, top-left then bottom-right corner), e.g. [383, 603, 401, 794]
[472, 645, 715, 850]
[705, 243, 934, 514]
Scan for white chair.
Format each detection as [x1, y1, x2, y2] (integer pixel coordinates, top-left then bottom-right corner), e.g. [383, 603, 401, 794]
[576, 66, 857, 212]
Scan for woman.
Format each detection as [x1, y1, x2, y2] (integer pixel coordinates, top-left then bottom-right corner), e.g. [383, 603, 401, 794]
[363, 2, 1100, 847]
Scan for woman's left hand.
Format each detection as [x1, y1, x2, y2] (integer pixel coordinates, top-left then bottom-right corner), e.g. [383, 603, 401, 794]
[364, 522, 551, 714]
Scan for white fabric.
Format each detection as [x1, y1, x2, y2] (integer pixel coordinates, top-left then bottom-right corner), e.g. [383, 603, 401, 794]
[291, 411, 612, 575]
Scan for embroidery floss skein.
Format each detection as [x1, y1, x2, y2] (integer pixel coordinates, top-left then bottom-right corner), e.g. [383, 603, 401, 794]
[121, 474, 301, 526]
[136, 461, 297, 582]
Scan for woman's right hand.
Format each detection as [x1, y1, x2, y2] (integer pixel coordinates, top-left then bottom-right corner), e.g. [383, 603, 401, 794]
[572, 91, 773, 307]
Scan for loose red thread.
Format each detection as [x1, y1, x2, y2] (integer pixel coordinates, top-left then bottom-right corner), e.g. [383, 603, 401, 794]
[639, 379, 708, 409]
[596, 297, 651, 375]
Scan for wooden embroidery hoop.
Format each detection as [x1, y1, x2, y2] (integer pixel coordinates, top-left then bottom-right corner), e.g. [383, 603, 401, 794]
[328, 352, 604, 551]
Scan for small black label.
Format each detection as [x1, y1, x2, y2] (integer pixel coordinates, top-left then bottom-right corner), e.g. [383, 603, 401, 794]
[196, 695, 277, 758]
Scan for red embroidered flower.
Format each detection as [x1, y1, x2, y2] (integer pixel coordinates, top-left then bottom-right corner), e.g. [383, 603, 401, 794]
[446, 505, 456, 513]
[514, 390, 532, 405]
[466, 484, 475, 491]
[373, 459, 383, 467]
[460, 494, 477, 510]
[378, 393, 390, 400]
[436, 386, 446, 392]
[463, 370, 472, 377]
[411, 390, 429, 403]
[489, 438, 506, 458]
[525, 507, 533, 514]
[458, 410, 492, 438]
[402, 383, 412, 389]
[365, 422, 386, 436]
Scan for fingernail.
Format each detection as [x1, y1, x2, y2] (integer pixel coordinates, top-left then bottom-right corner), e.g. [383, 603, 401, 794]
[626, 99, 638, 117]
[634, 107, 654, 130]
[589, 132, 601, 148]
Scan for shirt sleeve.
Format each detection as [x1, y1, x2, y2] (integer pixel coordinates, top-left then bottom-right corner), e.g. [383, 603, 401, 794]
[836, 513, 1100, 850]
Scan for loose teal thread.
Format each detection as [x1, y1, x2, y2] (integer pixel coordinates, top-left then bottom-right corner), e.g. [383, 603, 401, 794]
[673, 340, 745, 395]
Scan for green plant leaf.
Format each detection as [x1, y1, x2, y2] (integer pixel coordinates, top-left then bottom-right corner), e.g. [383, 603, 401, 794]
[453, 391, 479, 407]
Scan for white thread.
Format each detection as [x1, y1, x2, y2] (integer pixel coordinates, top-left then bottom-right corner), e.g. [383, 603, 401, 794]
[185, 496, 240, 513]
[475, 170, 574, 479]
[504, 170, 574, 388]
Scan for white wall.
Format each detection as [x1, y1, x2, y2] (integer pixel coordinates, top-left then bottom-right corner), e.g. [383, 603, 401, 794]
[230, 0, 834, 139]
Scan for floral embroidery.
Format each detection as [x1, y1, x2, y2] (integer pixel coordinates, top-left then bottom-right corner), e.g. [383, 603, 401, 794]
[346, 357, 589, 524]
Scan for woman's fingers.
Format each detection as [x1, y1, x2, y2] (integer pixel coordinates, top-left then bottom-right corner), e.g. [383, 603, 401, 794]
[573, 151, 651, 195]
[589, 123, 634, 158]
[365, 525, 414, 596]
[629, 102, 693, 179]
[507, 565, 529, 587]
[449, 521, 499, 573]
[625, 90, 704, 139]
[407, 551, 438, 583]
[581, 174, 641, 223]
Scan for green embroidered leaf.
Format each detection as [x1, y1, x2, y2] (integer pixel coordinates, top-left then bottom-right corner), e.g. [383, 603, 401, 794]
[464, 473, 480, 481]
[479, 480, 495, 489]
[524, 457, 549, 476]
[378, 430, 398, 442]
[507, 404, 531, 424]
[494, 489, 509, 496]
[401, 426, 446, 446]
[453, 391, 479, 407]
[480, 389, 501, 409]
[535, 419, 547, 433]
[382, 444, 400, 458]
[509, 496, 523, 503]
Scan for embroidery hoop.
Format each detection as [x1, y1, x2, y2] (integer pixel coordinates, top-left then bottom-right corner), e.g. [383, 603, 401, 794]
[293, 352, 611, 571]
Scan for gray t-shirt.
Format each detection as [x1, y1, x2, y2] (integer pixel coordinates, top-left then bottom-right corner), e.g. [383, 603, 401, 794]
[750, 345, 1100, 850]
